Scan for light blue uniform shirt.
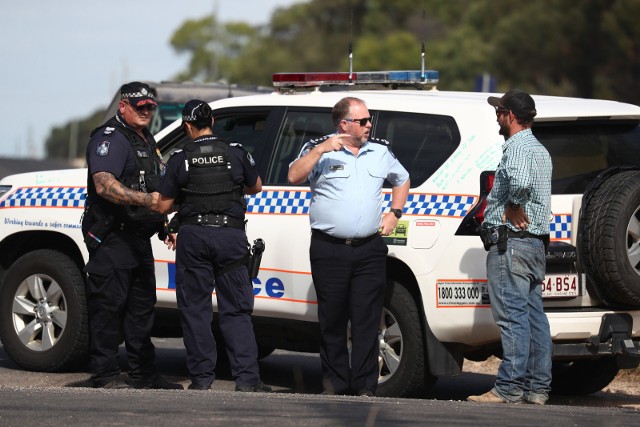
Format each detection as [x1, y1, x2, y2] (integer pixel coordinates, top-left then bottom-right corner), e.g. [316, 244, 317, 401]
[294, 135, 410, 239]
[483, 128, 552, 235]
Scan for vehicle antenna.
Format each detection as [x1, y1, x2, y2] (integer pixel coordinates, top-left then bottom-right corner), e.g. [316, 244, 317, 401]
[420, 8, 426, 82]
[348, 1, 354, 84]
[349, 43, 353, 84]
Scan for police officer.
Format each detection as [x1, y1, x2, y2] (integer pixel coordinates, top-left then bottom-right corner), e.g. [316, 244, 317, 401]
[288, 96, 410, 396]
[156, 99, 271, 392]
[82, 82, 182, 389]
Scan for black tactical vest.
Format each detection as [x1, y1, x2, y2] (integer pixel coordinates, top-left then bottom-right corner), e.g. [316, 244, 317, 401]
[181, 136, 244, 214]
[89, 116, 165, 224]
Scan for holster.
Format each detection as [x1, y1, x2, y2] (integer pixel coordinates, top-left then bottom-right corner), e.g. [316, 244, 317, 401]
[479, 225, 508, 252]
[247, 238, 265, 279]
[84, 214, 114, 250]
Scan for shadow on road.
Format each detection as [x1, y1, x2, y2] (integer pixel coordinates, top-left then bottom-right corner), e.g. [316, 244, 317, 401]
[1, 338, 639, 408]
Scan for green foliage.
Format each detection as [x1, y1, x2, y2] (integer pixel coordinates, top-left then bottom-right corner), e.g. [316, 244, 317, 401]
[44, 109, 105, 161]
[47, 0, 640, 159]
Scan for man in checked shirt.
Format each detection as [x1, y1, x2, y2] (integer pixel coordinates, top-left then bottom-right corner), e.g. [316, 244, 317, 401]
[468, 89, 553, 405]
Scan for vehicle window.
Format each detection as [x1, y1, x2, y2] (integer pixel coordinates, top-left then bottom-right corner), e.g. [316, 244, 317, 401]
[533, 120, 640, 194]
[374, 111, 461, 187]
[160, 111, 272, 170]
[149, 102, 186, 135]
[213, 114, 269, 153]
[267, 109, 334, 185]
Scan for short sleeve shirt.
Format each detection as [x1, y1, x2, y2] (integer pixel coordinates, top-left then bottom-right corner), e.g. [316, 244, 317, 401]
[85, 114, 155, 217]
[293, 135, 410, 239]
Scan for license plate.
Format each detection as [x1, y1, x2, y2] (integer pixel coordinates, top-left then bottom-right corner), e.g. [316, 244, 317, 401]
[542, 274, 579, 298]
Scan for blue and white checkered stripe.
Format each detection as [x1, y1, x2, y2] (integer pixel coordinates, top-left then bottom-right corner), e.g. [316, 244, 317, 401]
[0, 187, 86, 208]
[247, 191, 477, 218]
[0, 187, 573, 240]
[550, 214, 571, 240]
[247, 190, 312, 214]
[392, 193, 476, 217]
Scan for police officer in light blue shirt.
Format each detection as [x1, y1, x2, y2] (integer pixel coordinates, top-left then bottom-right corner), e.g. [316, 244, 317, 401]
[288, 96, 410, 396]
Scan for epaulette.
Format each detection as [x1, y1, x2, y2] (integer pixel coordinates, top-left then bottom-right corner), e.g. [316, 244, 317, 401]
[169, 149, 183, 158]
[369, 137, 390, 146]
[103, 126, 116, 136]
[229, 141, 249, 154]
[306, 134, 331, 148]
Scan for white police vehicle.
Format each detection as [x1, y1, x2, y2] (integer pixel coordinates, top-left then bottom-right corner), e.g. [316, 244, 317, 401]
[1, 70, 640, 398]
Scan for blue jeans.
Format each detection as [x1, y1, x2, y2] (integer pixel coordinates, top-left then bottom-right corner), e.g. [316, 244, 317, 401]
[486, 237, 552, 403]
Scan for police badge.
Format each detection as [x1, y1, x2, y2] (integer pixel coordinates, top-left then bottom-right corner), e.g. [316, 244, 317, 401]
[96, 141, 110, 156]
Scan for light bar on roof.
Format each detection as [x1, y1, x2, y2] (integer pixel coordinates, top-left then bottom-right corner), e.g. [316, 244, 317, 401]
[272, 70, 439, 89]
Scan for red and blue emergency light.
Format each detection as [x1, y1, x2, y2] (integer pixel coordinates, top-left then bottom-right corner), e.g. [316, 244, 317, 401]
[272, 70, 439, 89]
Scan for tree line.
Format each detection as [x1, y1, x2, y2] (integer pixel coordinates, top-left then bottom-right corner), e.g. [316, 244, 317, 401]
[46, 0, 640, 159]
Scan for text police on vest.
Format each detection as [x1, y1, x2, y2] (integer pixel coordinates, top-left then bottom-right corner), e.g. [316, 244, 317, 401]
[192, 155, 225, 165]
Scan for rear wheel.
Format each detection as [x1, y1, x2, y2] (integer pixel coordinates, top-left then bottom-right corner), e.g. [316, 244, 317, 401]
[580, 170, 640, 306]
[551, 358, 620, 395]
[376, 279, 435, 397]
[0, 249, 88, 371]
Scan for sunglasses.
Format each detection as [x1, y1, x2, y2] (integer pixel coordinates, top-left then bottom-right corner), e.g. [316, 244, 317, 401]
[344, 116, 373, 126]
[495, 108, 509, 117]
[125, 101, 157, 113]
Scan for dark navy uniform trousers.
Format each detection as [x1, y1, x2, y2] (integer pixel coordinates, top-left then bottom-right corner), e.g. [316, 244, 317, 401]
[310, 234, 388, 395]
[84, 230, 157, 384]
[175, 225, 260, 388]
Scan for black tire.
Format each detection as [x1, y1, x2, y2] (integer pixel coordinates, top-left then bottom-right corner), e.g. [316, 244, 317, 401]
[0, 249, 88, 371]
[580, 170, 640, 306]
[376, 279, 435, 397]
[551, 358, 620, 395]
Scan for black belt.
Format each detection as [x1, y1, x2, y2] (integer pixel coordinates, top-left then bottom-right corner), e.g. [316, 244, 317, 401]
[507, 229, 549, 245]
[182, 214, 246, 230]
[311, 229, 380, 247]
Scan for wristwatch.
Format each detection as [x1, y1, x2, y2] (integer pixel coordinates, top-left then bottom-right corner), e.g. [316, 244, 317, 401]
[508, 202, 521, 210]
[390, 208, 403, 219]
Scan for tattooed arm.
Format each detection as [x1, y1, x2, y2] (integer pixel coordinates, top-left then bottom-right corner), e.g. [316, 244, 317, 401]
[92, 172, 159, 210]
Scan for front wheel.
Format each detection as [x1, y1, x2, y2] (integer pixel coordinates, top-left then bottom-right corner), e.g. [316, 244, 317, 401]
[376, 279, 435, 397]
[0, 249, 88, 371]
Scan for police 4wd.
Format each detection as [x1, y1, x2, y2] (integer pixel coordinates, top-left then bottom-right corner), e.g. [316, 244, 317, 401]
[1, 70, 640, 397]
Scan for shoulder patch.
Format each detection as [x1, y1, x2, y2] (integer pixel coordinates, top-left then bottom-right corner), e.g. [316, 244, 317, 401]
[247, 152, 256, 166]
[96, 141, 110, 156]
[224, 141, 254, 166]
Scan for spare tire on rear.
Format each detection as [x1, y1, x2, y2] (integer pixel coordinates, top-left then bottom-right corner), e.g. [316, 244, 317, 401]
[580, 169, 640, 307]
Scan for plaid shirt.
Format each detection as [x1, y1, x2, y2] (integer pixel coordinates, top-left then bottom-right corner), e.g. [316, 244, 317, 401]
[482, 128, 552, 235]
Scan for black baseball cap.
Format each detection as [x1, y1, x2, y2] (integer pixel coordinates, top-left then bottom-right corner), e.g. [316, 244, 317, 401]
[182, 99, 212, 122]
[487, 89, 537, 120]
[120, 82, 157, 108]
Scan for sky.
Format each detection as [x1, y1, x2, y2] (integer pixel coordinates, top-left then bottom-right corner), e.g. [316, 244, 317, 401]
[0, 0, 305, 159]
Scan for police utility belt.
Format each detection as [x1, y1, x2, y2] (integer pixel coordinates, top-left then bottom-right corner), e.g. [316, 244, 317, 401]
[311, 229, 379, 247]
[182, 213, 246, 230]
[480, 225, 549, 252]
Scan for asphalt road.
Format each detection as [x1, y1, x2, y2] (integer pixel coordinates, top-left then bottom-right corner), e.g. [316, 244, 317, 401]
[0, 338, 639, 426]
